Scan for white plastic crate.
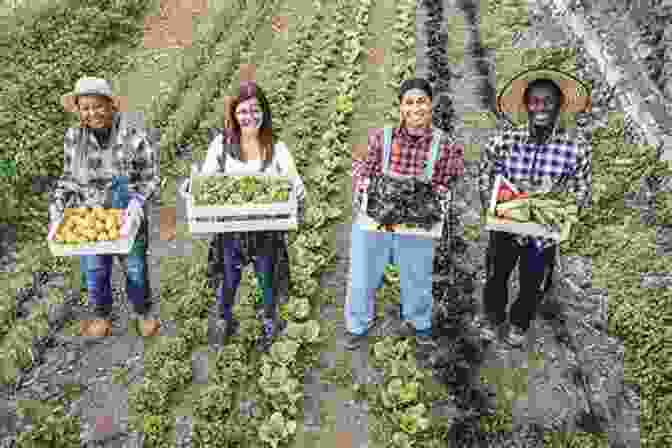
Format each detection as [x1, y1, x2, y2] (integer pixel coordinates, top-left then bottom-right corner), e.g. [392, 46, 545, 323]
[47, 210, 142, 256]
[180, 171, 298, 233]
[484, 174, 572, 242]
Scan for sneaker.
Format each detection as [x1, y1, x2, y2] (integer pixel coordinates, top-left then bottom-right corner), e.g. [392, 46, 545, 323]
[344, 331, 367, 350]
[211, 318, 239, 346]
[415, 333, 437, 351]
[344, 317, 380, 350]
[84, 319, 112, 337]
[503, 324, 527, 348]
[139, 318, 161, 337]
[256, 319, 278, 353]
[396, 320, 416, 338]
[472, 314, 501, 342]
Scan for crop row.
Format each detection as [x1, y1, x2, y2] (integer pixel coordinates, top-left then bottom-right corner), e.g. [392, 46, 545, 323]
[156, 1, 282, 180]
[358, 0, 459, 446]
[1, 0, 154, 244]
[146, 0, 244, 132]
[195, 0, 373, 445]
[123, 0, 372, 445]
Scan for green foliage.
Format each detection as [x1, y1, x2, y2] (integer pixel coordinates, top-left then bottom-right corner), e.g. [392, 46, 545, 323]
[15, 404, 80, 447]
[0, 0, 152, 243]
[194, 175, 292, 206]
[139, 414, 175, 448]
[6, 0, 670, 446]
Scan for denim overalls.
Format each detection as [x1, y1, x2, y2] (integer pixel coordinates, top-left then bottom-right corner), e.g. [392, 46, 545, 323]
[345, 128, 440, 336]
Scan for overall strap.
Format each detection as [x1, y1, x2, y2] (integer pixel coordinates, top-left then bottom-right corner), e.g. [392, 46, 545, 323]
[423, 129, 442, 180]
[382, 127, 393, 174]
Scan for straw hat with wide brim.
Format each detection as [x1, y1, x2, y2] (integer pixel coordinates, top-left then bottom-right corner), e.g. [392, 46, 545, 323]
[61, 77, 122, 113]
[497, 68, 592, 116]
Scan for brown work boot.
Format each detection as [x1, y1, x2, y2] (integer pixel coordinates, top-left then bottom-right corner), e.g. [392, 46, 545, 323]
[86, 319, 112, 337]
[139, 318, 161, 337]
[79, 319, 92, 336]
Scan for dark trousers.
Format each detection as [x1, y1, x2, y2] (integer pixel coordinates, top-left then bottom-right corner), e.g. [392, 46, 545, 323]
[483, 231, 557, 331]
[217, 238, 275, 321]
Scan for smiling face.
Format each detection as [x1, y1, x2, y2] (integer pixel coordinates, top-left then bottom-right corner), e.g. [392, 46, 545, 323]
[526, 83, 561, 129]
[400, 93, 432, 129]
[235, 98, 264, 135]
[77, 95, 115, 129]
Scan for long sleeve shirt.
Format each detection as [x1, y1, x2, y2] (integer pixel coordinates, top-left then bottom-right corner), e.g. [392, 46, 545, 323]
[202, 130, 306, 224]
[352, 126, 464, 217]
[478, 125, 592, 249]
[49, 112, 160, 223]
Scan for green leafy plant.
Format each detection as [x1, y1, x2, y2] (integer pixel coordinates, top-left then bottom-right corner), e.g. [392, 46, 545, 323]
[258, 412, 297, 448]
[194, 175, 292, 206]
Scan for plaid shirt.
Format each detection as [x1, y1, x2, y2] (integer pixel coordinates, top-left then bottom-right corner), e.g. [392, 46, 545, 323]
[49, 112, 160, 223]
[478, 125, 592, 249]
[352, 127, 464, 219]
[354, 125, 464, 188]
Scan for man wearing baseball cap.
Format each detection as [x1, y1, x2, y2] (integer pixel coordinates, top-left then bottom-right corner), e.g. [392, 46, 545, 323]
[51, 76, 161, 337]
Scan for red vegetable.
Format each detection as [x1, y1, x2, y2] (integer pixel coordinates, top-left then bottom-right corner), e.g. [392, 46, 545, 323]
[497, 189, 514, 202]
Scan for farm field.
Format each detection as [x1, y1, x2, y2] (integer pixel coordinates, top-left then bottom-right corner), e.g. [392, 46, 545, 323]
[0, 0, 671, 447]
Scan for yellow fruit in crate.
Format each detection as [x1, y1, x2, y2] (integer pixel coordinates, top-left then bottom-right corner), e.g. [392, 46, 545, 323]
[95, 220, 106, 232]
[97, 232, 108, 241]
[105, 217, 116, 231]
[109, 228, 120, 240]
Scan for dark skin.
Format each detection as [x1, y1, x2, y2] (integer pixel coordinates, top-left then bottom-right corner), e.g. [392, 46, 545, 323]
[480, 83, 563, 223]
[526, 84, 562, 144]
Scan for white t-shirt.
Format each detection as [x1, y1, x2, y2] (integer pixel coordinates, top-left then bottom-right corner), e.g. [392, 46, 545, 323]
[201, 132, 306, 207]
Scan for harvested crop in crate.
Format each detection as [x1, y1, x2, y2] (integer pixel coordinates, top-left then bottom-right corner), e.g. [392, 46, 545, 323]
[194, 176, 292, 206]
[54, 207, 122, 244]
[494, 191, 579, 229]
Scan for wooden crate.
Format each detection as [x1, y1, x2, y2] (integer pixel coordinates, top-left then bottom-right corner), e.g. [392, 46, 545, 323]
[484, 175, 572, 242]
[353, 190, 445, 240]
[180, 173, 297, 233]
[48, 210, 142, 256]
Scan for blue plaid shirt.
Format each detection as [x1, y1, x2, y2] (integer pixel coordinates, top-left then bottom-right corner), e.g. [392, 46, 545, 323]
[478, 125, 592, 249]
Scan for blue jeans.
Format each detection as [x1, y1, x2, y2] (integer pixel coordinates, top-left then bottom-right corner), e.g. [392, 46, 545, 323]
[345, 224, 435, 336]
[81, 240, 148, 317]
[81, 176, 148, 317]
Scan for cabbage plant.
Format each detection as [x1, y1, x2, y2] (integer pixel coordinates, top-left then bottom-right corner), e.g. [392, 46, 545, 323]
[397, 403, 430, 435]
[258, 412, 297, 448]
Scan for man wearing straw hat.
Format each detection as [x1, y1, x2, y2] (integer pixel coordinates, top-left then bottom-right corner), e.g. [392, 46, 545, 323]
[50, 77, 161, 337]
[475, 68, 592, 347]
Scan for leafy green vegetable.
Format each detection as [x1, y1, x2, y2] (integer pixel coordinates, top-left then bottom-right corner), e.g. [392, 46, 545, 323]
[194, 175, 292, 206]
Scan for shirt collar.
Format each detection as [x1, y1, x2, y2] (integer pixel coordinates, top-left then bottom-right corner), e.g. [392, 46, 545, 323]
[524, 121, 559, 145]
[395, 126, 434, 145]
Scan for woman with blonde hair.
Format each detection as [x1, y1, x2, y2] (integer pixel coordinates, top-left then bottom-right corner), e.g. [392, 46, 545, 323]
[201, 81, 305, 352]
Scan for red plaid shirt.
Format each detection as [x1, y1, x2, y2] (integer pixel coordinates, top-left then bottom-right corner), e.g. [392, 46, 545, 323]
[353, 127, 464, 195]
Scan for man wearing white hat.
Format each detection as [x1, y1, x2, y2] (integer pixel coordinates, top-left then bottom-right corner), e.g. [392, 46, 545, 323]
[50, 77, 161, 337]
